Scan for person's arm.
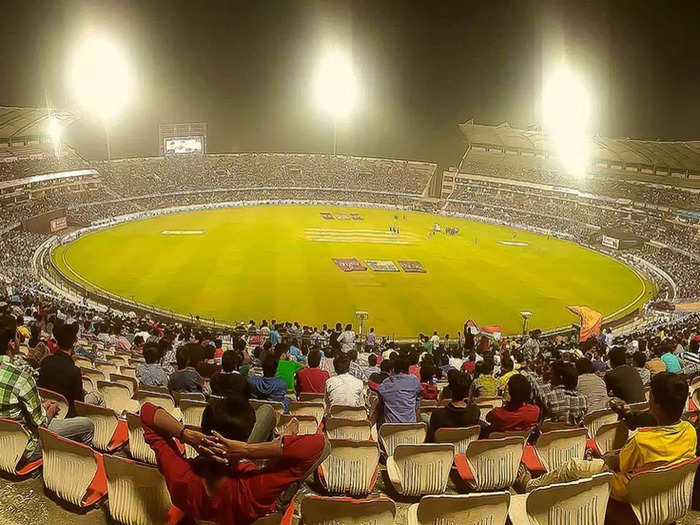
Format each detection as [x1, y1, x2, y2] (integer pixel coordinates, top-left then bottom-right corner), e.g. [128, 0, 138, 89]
[18, 375, 48, 429]
[205, 432, 285, 462]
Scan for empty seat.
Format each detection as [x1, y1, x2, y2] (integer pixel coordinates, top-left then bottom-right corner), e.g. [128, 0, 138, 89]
[583, 409, 619, 439]
[591, 421, 629, 456]
[386, 443, 454, 496]
[173, 391, 206, 405]
[38, 426, 107, 507]
[277, 414, 319, 436]
[139, 385, 169, 395]
[626, 457, 700, 525]
[289, 401, 325, 424]
[96, 362, 121, 375]
[508, 473, 613, 525]
[37, 387, 69, 420]
[249, 399, 285, 417]
[110, 373, 138, 397]
[329, 405, 367, 421]
[455, 436, 525, 491]
[434, 426, 481, 454]
[136, 391, 182, 421]
[103, 454, 177, 525]
[180, 399, 207, 427]
[74, 400, 128, 452]
[74, 356, 93, 368]
[80, 366, 105, 386]
[325, 417, 372, 441]
[300, 495, 395, 525]
[120, 366, 137, 379]
[98, 381, 140, 415]
[534, 428, 588, 473]
[319, 439, 380, 496]
[108, 355, 129, 368]
[299, 392, 325, 404]
[379, 422, 427, 457]
[408, 492, 511, 525]
[82, 376, 96, 394]
[0, 418, 43, 476]
[126, 412, 157, 465]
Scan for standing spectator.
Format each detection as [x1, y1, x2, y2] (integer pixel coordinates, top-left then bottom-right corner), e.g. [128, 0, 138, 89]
[365, 327, 376, 352]
[249, 354, 289, 411]
[575, 358, 611, 413]
[275, 343, 304, 391]
[325, 354, 365, 410]
[169, 344, 204, 393]
[376, 356, 422, 424]
[430, 331, 440, 352]
[497, 355, 517, 392]
[210, 350, 249, 399]
[632, 351, 651, 387]
[426, 372, 479, 441]
[485, 374, 540, 434]
[136, 342, 169, 387]
[269, 324, 280, 348]
[542, 362, 588, 425]
[336, 324, 356, 354]
[37, 322, 85, 416]
[295, 349, 329, 394]
[604, 347, 645, 403]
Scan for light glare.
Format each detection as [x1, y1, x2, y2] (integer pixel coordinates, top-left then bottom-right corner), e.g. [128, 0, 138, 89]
[48, 116, 61, 142]
[314, 49, 357, 120]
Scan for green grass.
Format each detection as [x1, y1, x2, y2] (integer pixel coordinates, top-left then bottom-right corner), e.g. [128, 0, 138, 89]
[53, 204, 654, 337]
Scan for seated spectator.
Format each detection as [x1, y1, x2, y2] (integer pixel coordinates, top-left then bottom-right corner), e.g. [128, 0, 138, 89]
[461, 351, 477, 374]
[439, 368, 460, 402]
[197, 343, 221, 380]
[376, 355, 422, 424]
[295, 349, 329, 394]
[575, 357, 611, 412]
[604, 347, 645, 403]
[644, 346, 667, 375]
[632, 351, 651, 387]
[249, 354, 289, 411]
[542, 361, 588, 425]
[485, 374, 539, 434]
[469, 359, 498, 399]
[448, 349, 464, 371]
[347, 349, 366, 381]
[497, 355, 517, 392]
[325, 354, 365, 410]
[419, 364, 438, 401]
[368, 358, 392, 390]
[364, 353, 380, 377]
[275, 343, 304, 391]
[169, 344, 204, 393]
[132, 334, 146, 356]
[210, 350, 249, 399]
[408, 351, 421, 381]
[426, 372, 480, 441]
[136, 342, 169, 388]
[660, 343, 682, 373]
[140, 396, 329, 524]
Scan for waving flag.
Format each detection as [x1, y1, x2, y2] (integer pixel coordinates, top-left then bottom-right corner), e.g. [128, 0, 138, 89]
[567, 305, 603, 342]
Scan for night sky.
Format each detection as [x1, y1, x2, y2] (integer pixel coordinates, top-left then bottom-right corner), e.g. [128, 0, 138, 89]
[1, 0, 698, 167]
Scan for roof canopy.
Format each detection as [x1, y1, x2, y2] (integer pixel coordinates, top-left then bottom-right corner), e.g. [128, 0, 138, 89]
[0, 106, 78, 141]
[459, 120, 700, 171]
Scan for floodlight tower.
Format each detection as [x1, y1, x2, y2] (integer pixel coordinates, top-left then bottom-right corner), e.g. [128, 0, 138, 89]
[520, 310, 532, 336]
[314, 48, 357, 155]
[48, 115, 62, 157]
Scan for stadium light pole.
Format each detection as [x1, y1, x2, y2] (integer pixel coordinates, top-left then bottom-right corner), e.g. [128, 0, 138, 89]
[48, 115, 62, 157]
[314, 48, 357, 155]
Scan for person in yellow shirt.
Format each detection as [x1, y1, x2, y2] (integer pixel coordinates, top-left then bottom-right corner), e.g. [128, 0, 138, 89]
[497, 355, 517, 392]
[524, 372, 696, 502]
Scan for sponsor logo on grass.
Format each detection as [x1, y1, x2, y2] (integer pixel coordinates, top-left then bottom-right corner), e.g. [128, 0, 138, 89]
[398, 260, 427, 273]
[497, 240, 529, 246]
[320, 212, 334, 220]
[320, 212, 364, 220]
[365, 259, 400, 272]
[351, 213, 363, 220]
[332, 258, 367, 272]
[306, 228, 415, 245]
[161, 230, 205, 235]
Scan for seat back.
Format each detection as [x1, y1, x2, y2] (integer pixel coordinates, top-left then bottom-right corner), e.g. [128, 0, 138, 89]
[38, 426, 100, 507]
[98, 381, 136, 415]
[139, 385, 169, 395]
[320, 439, 379, 496]
[477, 404, 496, 421]
[301, 495, 395, 525]
[626, 457, 700, 525]
[180, 399, 207, 427]
[465, 437, 525, 491]
[524, 473, 613, 525]
[136, 391, 177, 415]
[289, 401, 325, 424]
[80, 366, 105, 385]
[379, 423, 427, 457]
[126, 412, 157, 465]
[391, 444, 454, 496]
[434, 426, 481, 455]
[583, 409, 619, 439]
[329, 405, 367, 421]
[412, 492, 511, 525]
[37, 388, 69, 419]
[299, 392, 325, 403]
[73, 400, 120, 452]
[277, 414, 319, 435]
[108, 355, 129, 368]
[593, 422, 629, 456]
[74, 356, 93, 368]
[110, 373, 138, 397]
[96, 362, 120, 375]
[82, 376, 96, 394]
[534, 428, 588, 472]
[103, 454, 173, 525]
[249, 399, 285, 416]
[173, 391, 206, 405]
[325, 417, 372, 441]
[0, 419, 32, 474]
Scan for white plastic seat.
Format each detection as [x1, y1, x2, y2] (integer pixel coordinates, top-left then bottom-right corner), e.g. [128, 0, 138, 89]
[37, 387, 69, 420]
[110, 373, 138, 397]
[434, 426, 481, 454]
[98, 381, 140, 415]
[126, 412, 157, 465]
[592, 421, 629, 456]
[379, 422, 427, 457]
[456, 436, 525, 491]
[329, 404, 367, 421]
[107, 355, 129, 368]
[136, 391, 182, 421]
[301, 495, 396, 525]
[139, 384, 169, 395]
[508, 473, 613, 525]
[103, 454, 175, 525]
[408, 492, 511, 525]
[74, 400, 128, 452]
[534, 428, 588, 473]
[583, 409, 619, 439]
[74, 356, 93, 368]
[82, 376, 96, 394]
[96, 362, 121, 376]
[299, 392, 325, 404]
[0, 418, 43, 476]
[80, 366, 106, 386]
[325, 417, 372, 441]
[319, 439, 380, 496]
[386, 443, 454, 496]
[249, 399, 285, 417]
[173, 391, 206, 405]
[277, 414, 319, 435]
[289, 401, 325, 424]
[180, 399, 207, 427]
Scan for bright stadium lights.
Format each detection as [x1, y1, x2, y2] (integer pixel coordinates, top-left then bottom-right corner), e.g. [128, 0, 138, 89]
[47, 115, 61, 155]
[542, 65, 593, 176]
[314, 47, 357, 154]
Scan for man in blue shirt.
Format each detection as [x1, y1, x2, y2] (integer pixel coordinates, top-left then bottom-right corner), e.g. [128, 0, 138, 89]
[269, 325, 280, 347]
[248, 354, 289, 411]
[375, 355, 422, 425]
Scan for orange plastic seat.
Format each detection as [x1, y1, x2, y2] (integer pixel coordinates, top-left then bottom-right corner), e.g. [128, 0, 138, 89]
[300, 495, 395, 525]
[0, 418, 43, 476]
[378, 422, 427, 457]
[74, 400, 128, 453]
[408, 492, 511, 525]
[318, 439, 380, 496]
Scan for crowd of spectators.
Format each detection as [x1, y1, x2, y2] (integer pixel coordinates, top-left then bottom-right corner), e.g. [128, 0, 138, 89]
[0, 147, 88, 182]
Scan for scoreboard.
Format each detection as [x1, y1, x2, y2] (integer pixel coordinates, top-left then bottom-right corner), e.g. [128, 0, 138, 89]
[158, 122, 207, 156]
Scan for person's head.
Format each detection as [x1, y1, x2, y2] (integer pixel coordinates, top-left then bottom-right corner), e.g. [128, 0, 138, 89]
[188, 343, 206, 368]
[204, 344, 216, 360]
[348, 349, 358, 362]
[450, 372, 471, 401]
[551, 361, 578, 390]
[54, 322, 79, 354]
[143, 342, 161, 364]
[262, 354, 279, 377]
[481, 358, 495, 376]
[335, 322, 342, 331]
[575, 357, 595, 375]
[379, 358, 393, 374]
[275, 342, 290, 360]
[0, 315, 18, 356]
[506, 374, 531, 408]
[649, 372, 689, 424]
[368, 353, 377, 367]
[333, 354, 350, 375]
[632, 350, 647, 368]
[221, 350, 241, 373]
[420, 364, 435, 383]
[394, 355, 410, 374]
[501, 355, 513, 373]
[307, 349, 322, 368]
[133, 334, 145, 348]
[345, 324, 352, 332]
[201, 396, 255, 445]
[609, 347, 627, 368]
[175, 344, 190, 369]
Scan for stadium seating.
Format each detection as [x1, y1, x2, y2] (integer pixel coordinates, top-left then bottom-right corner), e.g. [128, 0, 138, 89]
[433, 426, 481, 454]
[99, 381, 140, 415]
[110, 372, 138, 396]
[408, 492, 511, 525]
[379, 422, 427, 457]
[386, 443, 454, 496]
[300, 495, 396, 525]
[583, 409, 619, 439]
[125, 412, 157, 465]
[277, 414, 319, 436]
[590, 421, 629, 457]
[532, 428, 588, 473]
[325, 417, 373, 441]
[329, 404, 367, 421]
[135, 391, 182, 421]
[0, 419, 43, 476]
[179, 399, 207, 427]
[455, 436, 525, 491]
[37, 387, 69, 420]
[318, 439, 380, 496]
[73, 400, 129, 453]
[289, 401, 325, 424]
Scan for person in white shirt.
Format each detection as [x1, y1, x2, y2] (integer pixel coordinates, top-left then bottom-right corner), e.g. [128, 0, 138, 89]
[336, 324, 356, 354]
[448, 348, 464, 370]
[259, 320, 270, 336]
[325, 353, 365, 411]
[430, 331, 440, 351]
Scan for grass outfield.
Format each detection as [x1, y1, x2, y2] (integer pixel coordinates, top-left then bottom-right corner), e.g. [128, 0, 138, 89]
[53, 204, 654, 337]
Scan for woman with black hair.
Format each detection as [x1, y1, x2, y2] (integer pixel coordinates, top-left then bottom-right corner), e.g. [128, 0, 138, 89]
[485, 374, 539, 434]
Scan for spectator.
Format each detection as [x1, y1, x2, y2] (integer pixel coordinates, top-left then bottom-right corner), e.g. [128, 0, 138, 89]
[497, 355, 517, 391]
[210, 350, 249, 399]
[541, 361, 588, 425]
[368, 358, 392, 390]
[249, 354, 289, 411]
[269, 324, 280, 347]
[275, 343, 304, 391]
[365, 327, 376, 352]
[485, 374, 540, 434]
[364, 353, 380, 377]
[336, 323, 356, 354]
[632, 351, 651, 387]
[197, 344, 221, 380]
[347, 349, 366, 381]
[132, 334, 146, 356]
[660, 343, 682, 373]
[426, 372, 479, 442]
[169, 343, 204, 393]
[419, 364, 438, 401]
[37, 322, 85, 416]
[325, 354, 364, 410]
[295, 349, 329, 394]
[469, 359, 498, 399]
[575, 357, 611, 413]
[375, 355, 423, 425]
[604, 347, 645, 403]
[644, 346, 667, 375]
[136, 342, 170, 388]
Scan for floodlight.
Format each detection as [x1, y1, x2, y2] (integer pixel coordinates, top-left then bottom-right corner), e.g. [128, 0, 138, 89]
[542, 65, 592, 176]
[314, 48, 357, 121]
[68, 34, 133, 122]
[47, 115, 61, 143]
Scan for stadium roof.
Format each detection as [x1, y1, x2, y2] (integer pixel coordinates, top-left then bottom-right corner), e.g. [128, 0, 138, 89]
[459, 120, 700, 171]
[0, 106, 78, 140]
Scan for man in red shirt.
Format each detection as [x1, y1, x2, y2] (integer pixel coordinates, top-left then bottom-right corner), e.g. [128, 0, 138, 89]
[485, 373, 539, 435]
[141, 396, 329, 524]
[295, 349, 329, 395]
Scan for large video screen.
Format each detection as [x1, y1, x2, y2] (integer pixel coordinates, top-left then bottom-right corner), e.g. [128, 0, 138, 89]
[50, 216, 68, 233]
[164, 136, 203, 155]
